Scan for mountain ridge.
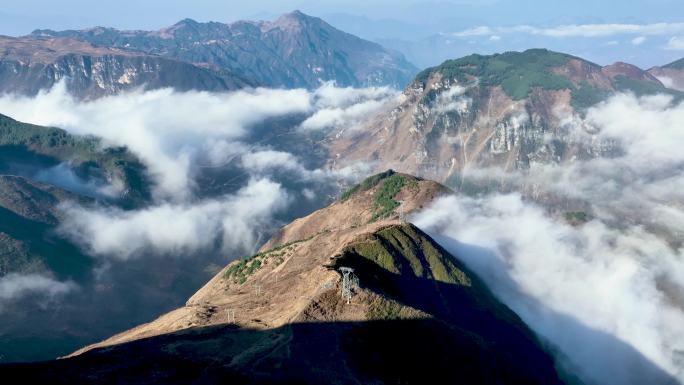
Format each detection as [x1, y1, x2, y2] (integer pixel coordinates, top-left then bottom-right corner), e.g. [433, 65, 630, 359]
[649, 57, 684, 92]
[0, 35, 250, 98]
[29, 11, 418, 90]
[3, 171, 563, 384]
[326, 49, 682, 186]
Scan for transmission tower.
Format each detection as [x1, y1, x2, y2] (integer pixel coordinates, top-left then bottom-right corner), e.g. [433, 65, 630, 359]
[226, 308, 236, 323]
[254, 284, 262, 297]
[339, 267, 359, 304]
[397, 200, 406, 223]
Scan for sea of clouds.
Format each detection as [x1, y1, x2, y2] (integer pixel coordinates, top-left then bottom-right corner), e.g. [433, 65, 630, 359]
[0, 82, 395, 319]
[0, 81, 683, 384]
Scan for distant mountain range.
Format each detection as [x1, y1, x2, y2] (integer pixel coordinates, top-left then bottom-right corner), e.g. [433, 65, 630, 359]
[19, 11, 416, 97]
[2, 10, 683, 101]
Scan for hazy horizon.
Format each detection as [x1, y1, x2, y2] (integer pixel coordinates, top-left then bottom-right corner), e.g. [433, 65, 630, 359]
[2, 0, 684, 68]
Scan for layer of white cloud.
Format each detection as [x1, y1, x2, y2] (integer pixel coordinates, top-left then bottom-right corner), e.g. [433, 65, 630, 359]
[414, 195, 684, 385]
[240, 150, 373, 185]
[665, 36, 684, 50]
[656, 75, 675, 89]
[0, 82, 391, 200]
[34, 162, 124, 198]
[300, 82, 399, 131]
[414, 93, 684, 384]
[0, 83, 312, 200]
[0, 83, 384, 263]
[588, 94, 684, 164]
[452, 22, 684, 39]
[631, 36, 646, 45]
[58, 179, 290, 260]
[0, 273, 75, 307]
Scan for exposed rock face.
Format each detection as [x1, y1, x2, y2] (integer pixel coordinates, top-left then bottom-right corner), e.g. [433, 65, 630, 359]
[326, 50, 676, 183]
[31, 11, 418, 89]
[2, 172, 564, 384]
[649, 58, 684, 92]
[0, 36, 249, 98]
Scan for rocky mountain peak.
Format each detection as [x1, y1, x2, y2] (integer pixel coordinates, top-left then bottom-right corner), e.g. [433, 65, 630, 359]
[275, 9, 308, 22]
[263, 10, 326, 34]
[172, 18, 200, 28]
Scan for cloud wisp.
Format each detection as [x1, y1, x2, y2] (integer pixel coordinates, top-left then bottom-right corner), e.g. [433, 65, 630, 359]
[300, 83, 399, 132]
[451, 22, 684, 39]
[58, 179, 290, 260]
[0, 273, 76, 309]
[665, 36, 684, 50]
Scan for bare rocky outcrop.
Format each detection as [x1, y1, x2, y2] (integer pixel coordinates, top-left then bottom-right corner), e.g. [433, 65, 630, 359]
[0, 36, 248, 99]
[649, 58, 684, 92]
[326, 50, 675, 184]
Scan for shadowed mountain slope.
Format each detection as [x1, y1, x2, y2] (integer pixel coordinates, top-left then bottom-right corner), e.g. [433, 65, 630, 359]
[1, 171, 564, 384]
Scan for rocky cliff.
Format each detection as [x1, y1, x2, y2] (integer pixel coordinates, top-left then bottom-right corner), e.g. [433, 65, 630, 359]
[0, 36, 249, 99]
[326, 49, 680, 184]
[649, 57, 684, 92]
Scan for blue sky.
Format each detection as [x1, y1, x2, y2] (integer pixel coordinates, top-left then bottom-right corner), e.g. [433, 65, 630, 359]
[1, 0, 683, 68]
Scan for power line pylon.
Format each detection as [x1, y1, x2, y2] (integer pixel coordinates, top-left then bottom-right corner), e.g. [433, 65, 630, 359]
[226, 308, 236, 323]
[397, 200, 406, 223]
[339, 267, 359, 304]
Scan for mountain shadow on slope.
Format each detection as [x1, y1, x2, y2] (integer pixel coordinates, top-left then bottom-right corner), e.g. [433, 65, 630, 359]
[2, 223, 564, 385]
[1, 318, 560, 384]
